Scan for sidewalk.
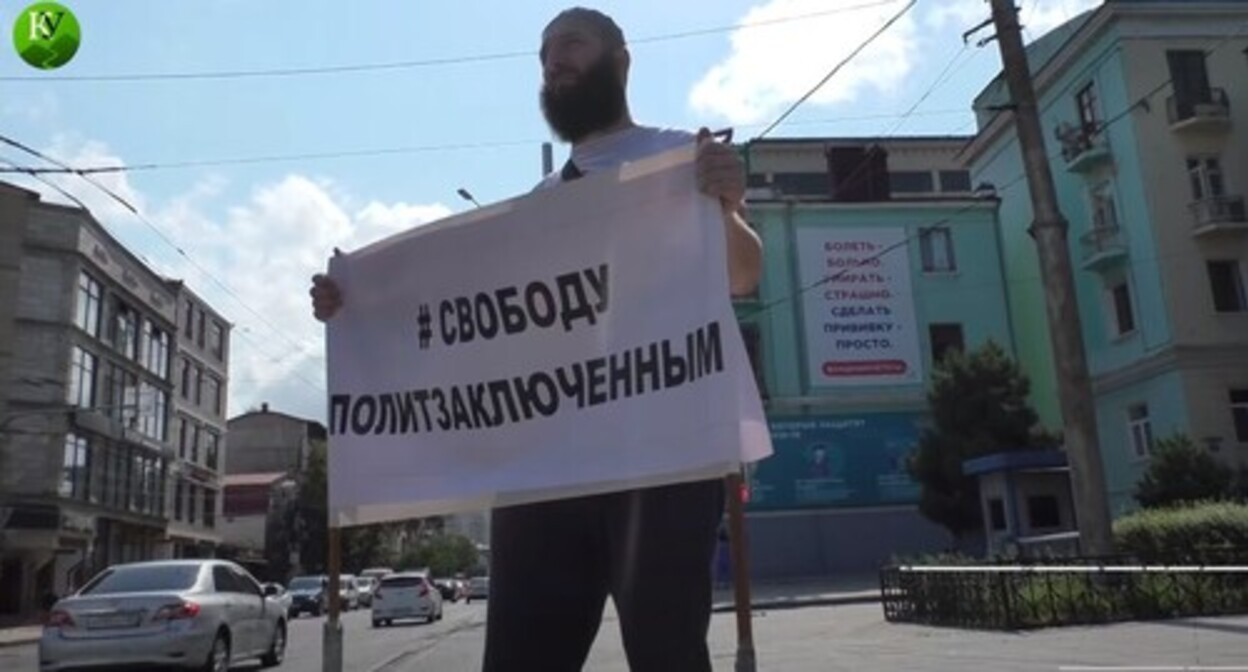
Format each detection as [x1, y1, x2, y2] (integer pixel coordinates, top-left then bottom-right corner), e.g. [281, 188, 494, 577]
[712, 573, 879, 613]
[0, 623, 41, 649]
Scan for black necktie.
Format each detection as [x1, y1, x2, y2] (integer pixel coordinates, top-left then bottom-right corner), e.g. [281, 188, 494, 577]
[561, 159, 584, 182]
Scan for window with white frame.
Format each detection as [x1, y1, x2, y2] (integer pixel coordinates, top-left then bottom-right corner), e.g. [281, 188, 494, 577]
[920, 227, 957, 273]
[1090, 183, 1119, 231]
[75, 272, 102, 338]
[1187, 156, 1226, 201]
[1128, 404, 1154, 459]
[67, 346, 97, 408]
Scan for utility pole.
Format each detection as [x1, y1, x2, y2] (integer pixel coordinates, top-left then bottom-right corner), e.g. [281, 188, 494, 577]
[986, 0, 1113, 555]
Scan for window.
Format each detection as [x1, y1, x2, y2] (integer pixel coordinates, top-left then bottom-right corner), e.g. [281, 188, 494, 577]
[138, 383, 167, 441]
[1075, 82, 1100, 130]
[75, 272, 102, 338]
[111, 302, 139, 361]
[204, 375, 222, 416]
[204, 489, 217, 529]
[196, 310, 206, 349]
[187, 484, 198, 524]
[1187, 157, 1225, 201]
[212, 566, 239, 593]
[939, 170, 972, 193]
[209, 321, 225, 360]
[103, 364, 139, 428]
[178, 418, 189, 459]
[1231, 389, 1248, 443]
[1027, 495, 1062, 529]
[770, 172, 829, 197]
[190, 423, 200, 463]
[1207, 261, 1246, 313]
[142, 322, 169, 379]
[195, 366, 204, 406]
[205, 431, 220, 471]
[183, 300, 194, 338]
[60, 434, 89, 500]
[179, 357, 192, 400]
[1167, 50, 1212, 109]
[1128, 404, 1154, 459]
[1090, 183, 1119, 231]
[1108, 282, 1136, 336]
[67, 346, 97, 408]
[929, 324, 965, 364]
[174, 479, 184, 521]
[920, 228, 957, 273]
[988, 498, 1007, 531]
[889, 171, 935, 195]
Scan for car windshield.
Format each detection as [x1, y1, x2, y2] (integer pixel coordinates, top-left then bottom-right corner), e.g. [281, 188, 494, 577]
[381, 576, 425, 588]
[80, 565, 200, 595]
[289, 577, 323, 590]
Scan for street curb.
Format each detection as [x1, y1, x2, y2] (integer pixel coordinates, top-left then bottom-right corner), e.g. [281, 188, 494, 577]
[0, 635, 40, 649]
[712, 593, 881, 614]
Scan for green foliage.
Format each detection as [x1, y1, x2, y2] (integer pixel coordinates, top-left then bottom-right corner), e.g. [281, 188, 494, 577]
[1134, 435, 1235, 509]
[398, 533, 480, 577]
[1114, 501, 1248, 560]
[908, 341, 1056, 539]
[296, 440, 329, 573]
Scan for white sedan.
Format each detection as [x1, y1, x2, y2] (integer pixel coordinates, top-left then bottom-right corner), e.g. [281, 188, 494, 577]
[371, 573, 443, 627]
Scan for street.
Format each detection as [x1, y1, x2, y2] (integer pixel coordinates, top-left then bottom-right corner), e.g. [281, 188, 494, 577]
[5, 602, 1248, 671]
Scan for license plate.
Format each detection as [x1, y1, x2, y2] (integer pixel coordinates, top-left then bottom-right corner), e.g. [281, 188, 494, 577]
[88, 612, 141, 629]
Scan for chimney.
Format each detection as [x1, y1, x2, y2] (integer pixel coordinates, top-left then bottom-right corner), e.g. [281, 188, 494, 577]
[261, 402, 269, 413]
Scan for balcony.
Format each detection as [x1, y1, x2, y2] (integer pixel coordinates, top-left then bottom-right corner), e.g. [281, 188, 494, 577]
[1080, 225, 1128, 271]
[1055, 122, 1112, 174]
[1167, 89, 1231, 134]
[1190, 195, 1248, 237]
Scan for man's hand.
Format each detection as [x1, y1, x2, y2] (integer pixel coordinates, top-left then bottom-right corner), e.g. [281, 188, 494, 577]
[310, 273, 343, 322]
[695, 127, 746, 206]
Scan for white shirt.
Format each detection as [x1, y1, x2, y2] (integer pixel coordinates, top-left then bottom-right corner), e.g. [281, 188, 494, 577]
[536, 125, 694, 190]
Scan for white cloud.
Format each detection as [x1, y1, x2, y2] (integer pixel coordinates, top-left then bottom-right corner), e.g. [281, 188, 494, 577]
[15, 138, 452, 422]
[689, 0, 920, 125]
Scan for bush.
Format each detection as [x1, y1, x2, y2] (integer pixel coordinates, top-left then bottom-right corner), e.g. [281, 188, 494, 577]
[1135, 435, 1235, 509]
[1114, 501, 1248, 560]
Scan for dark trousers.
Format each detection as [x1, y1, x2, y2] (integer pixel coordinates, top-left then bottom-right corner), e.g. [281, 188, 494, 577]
[482, 478, 725, 672]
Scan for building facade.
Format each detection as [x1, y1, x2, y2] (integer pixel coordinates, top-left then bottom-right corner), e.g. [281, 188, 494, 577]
[738, 137, 1016, 576]
[226, 404, 325, 476]
[0, 183, 177, 615]
[164, 285, 231, 558]
[965, 0, 1248, 514]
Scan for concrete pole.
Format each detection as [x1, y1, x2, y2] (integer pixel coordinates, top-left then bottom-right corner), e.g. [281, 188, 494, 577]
[726, 472, 756, 672]
[323, 527, 343, 672]
[988, 0, 1114, 556]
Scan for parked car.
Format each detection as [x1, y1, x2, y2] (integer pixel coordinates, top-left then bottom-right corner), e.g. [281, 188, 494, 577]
[287, 575, 328, 618]
[39, 559, 287, 671]
[338, 575, 361, 611]
[355, 576, 378, 608]
[371, 573, 443, 627]
[359, 567, 393, 583]
[465, 576, 489, 603]
[262, 583, 292, 615]
[432, 578, 466, 603]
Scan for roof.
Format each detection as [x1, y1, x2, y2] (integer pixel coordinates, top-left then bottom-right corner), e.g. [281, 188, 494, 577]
[963, 450, 1069, 476]
[228, 407, 327, 434]
[745, 135, 974, 148]
[223, 472, 290, 487]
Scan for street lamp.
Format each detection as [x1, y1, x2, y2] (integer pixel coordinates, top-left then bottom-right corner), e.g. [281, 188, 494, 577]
[456, 188, 482, 209]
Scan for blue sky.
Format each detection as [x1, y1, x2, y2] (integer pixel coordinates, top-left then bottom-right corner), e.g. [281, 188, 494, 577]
[0, 0, 1100, 421]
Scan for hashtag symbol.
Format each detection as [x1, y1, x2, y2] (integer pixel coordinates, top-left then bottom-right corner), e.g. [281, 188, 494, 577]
[417, 304, 432, 350]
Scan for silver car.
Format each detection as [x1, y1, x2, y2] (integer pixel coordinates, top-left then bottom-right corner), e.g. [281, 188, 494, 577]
[39, 559, 287, 671]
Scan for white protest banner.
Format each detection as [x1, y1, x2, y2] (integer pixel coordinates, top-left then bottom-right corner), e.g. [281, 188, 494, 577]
[326, 146, 772, 527]
[795, 227, 923, 388]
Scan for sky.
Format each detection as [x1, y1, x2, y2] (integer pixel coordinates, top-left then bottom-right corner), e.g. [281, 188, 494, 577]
[0, 0, 1103, 422]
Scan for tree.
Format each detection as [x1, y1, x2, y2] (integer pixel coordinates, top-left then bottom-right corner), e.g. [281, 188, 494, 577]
[295, 440, 329, 573]
[1135, 435, 1235, 509]
[908, 341, 1056, 540]
[398, 533, 480, 577]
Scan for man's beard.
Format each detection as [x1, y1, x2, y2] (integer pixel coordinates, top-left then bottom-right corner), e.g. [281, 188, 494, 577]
[540, 54, 626, 143]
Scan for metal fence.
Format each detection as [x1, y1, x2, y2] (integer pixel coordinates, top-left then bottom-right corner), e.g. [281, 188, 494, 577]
[880, 551, 1248, 630]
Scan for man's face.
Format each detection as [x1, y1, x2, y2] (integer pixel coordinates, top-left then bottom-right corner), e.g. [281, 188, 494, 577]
[539, 19, 627, 143]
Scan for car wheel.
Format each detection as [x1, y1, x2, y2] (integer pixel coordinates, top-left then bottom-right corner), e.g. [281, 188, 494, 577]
[372, 618, 383, 628]
[260, 622, 286, 668]
[203, 631, 230, 672]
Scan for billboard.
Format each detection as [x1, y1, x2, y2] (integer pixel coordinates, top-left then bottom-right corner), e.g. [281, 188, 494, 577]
[795, 227, 923, 387]
[746, 413, 925, 511]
